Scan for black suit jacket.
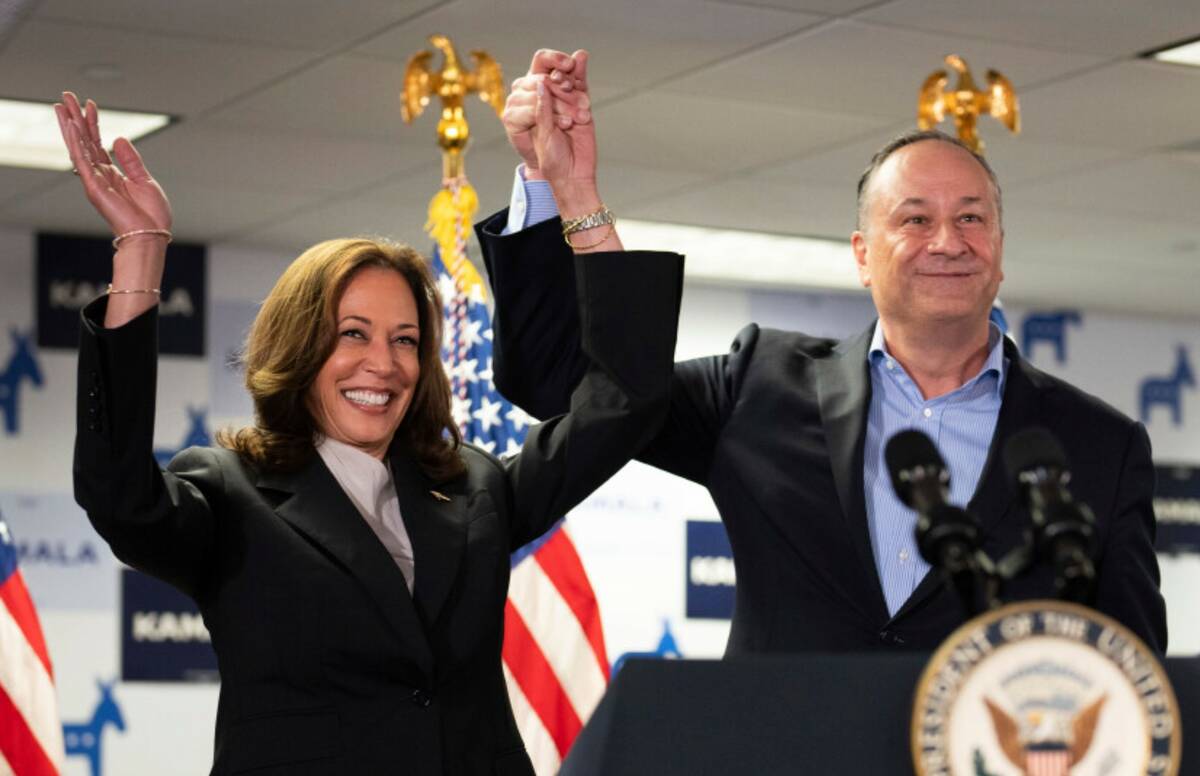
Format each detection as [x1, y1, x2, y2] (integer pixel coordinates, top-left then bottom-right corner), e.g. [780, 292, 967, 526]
[73, 251, 682, 775]
[477, 213, 1167, 655]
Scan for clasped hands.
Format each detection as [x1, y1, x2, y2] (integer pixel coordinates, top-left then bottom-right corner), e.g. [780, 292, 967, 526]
[503, 49, 602, 213]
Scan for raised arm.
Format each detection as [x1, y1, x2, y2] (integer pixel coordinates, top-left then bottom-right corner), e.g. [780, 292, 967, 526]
[55, 91, 172, 326]
[61, 92, 217, 596]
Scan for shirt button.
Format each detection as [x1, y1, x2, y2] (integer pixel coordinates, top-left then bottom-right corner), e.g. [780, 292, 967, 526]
[923, 408, 932, 419]
[898, 549, 910, 562]
[886, 359, 895, 370]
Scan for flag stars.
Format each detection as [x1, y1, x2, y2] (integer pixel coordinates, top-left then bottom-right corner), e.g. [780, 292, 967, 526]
[450, 395, 471, 430]
[473, 396, 503, 432]
[506, 405, 535, 432]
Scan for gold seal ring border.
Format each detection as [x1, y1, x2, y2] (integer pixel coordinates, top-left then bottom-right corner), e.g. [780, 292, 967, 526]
[909, 599, 1181, 776]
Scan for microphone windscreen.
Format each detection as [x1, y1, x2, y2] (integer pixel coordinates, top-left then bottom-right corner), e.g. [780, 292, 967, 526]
[1003, 427, 1068, 484]
[884, 429, 944, 505]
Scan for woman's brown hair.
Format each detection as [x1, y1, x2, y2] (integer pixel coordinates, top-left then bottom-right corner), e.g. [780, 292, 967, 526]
[217, 237, 465, 480]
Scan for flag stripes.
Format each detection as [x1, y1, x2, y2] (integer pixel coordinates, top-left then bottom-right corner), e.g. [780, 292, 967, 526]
[527, 528, 610, 682]
[502, 601, 583, 757]
[0, 556, 62, 776]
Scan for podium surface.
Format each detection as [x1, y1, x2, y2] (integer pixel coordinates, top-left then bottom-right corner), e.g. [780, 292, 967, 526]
[561, 654, 1200, 775]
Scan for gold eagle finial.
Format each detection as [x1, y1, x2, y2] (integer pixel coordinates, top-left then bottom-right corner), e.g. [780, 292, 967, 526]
[401, 34, 505, 180]
[917, 54, 1019, 154]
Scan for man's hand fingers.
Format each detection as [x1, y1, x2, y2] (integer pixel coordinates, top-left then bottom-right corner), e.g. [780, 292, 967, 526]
[529, 48, 574, 76]
[571, 50, 589, 89]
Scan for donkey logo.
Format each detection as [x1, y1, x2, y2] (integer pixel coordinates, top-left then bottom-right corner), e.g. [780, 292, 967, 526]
[612, 619, 684, 677]
[63, 679, 126, 776]
[0, 328, 44, 435]
[1021, 310, 1082, 364]
[153, 406, 213, 466]
[1140, 346, 1195, 427]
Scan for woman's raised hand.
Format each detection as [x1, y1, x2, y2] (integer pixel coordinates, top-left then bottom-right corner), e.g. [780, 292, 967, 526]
[54, 91, 172, 239]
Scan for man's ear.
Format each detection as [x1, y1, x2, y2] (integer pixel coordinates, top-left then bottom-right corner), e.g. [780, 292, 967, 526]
[851, 231, 871, 288]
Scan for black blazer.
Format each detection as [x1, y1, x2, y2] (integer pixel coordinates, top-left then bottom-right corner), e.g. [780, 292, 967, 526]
[73, 251, 683, 775]
[477, 213, 1167, 655]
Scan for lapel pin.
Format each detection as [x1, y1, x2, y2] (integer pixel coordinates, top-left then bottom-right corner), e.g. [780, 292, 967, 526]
[429, 490, 451, 502]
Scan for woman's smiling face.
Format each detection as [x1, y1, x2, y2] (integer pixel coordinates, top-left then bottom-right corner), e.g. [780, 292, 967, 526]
[308, 266, 421, 459]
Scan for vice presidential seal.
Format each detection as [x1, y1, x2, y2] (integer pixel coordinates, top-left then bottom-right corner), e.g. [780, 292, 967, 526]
[911, 601, 1180, 776]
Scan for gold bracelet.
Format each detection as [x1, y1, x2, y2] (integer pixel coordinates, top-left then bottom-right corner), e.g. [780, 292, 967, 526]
[107, 283, 161, 295]
[565, 222, 615, 251]
[561, 206, 614, 237]
[112, 229, 173, 250]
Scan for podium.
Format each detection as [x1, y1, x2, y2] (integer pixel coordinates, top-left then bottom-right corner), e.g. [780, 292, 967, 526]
[561, 654, 1200, 775]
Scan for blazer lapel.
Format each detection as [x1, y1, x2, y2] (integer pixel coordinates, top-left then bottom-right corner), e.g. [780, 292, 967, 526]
[816, 324, 889, 622]
[390, 455, 467, 629]
[257, 455, 434, 679]
[892, 338, 1038, 620]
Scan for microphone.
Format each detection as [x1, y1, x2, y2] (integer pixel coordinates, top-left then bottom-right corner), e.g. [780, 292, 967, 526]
[885, 430, 983, 614]
[1003, 427, 1097, 604]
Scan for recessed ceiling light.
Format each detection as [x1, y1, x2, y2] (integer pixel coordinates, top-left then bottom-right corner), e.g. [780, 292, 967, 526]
[1144, 36, 1200, 67]
[0, 97, 171, 171]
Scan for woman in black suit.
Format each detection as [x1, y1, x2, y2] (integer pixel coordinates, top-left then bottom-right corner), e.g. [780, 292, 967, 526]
[57, 91, 681, 775]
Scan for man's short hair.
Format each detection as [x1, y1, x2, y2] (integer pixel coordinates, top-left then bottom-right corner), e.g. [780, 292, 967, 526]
[855, 129, 1003, 231]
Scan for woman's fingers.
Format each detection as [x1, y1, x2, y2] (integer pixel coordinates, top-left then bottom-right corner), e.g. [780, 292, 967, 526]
[84, 99, 112, 164]
[112, 137, 152, 183]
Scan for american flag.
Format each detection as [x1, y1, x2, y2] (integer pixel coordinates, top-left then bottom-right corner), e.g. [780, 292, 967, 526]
[0, 510, 63, 776]
[432, 229, 610, 773]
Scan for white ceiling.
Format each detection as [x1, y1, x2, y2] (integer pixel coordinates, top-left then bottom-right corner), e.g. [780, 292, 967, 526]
[1, 0, 1199, 317]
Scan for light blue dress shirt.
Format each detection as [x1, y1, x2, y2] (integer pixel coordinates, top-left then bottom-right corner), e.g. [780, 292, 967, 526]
[864, 322, 1007, 615]
[506, 169, 1010, 617]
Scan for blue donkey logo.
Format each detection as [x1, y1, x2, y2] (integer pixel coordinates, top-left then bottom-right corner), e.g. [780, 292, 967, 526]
[153, 406, 213, 466]
[611, 619, 684, 676]
[63, 679, 126, 776]
[1139, 346, 1196, 427]
[1021, 310, 1082, 364]
[0, 328, 44, 435]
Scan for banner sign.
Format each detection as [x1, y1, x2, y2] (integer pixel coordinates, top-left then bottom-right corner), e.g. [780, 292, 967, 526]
[685, 520, 735, 620]
[37, 232, 206, 355]
[0, 492, 116, 611]
[121, 568, 218, 682]
[1155, 463, 1200, 554]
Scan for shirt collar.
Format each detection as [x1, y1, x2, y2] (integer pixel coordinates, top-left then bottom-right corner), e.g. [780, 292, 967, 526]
[868, 320, 1007, 397]
[315, 436, 393, 515]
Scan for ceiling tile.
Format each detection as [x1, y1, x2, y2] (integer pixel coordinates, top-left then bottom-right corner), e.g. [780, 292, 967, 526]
[133, 124, 431, 197]
[353, 0, 825, 98]
[661, 19, 1105, 119]
[1017, 60, 1200, 150]
[860, 0, 1200, 56]
[1007, 154, 1200, 224]
[627, 177, 857, 239]
[757, 127, 1132, 190]
[0, 19, 310, 115]
[33, 0, 444, 51]
[592, 91, 888, 174]
[200, 53, 508, 146]
[708, 0, 884, 14]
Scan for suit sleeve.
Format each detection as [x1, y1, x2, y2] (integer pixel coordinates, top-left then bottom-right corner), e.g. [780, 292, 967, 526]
[73, 296, 219, 598]
[477, 210, 753, 487]
[1092, 421, 1168, 653]
[500, 249, 684, 549]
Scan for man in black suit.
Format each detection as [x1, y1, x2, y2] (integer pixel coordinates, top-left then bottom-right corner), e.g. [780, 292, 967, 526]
[474, 50, 1166, 654]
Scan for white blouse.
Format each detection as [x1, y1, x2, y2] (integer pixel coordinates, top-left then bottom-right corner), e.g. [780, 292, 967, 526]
[315, 437, 415, 593]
